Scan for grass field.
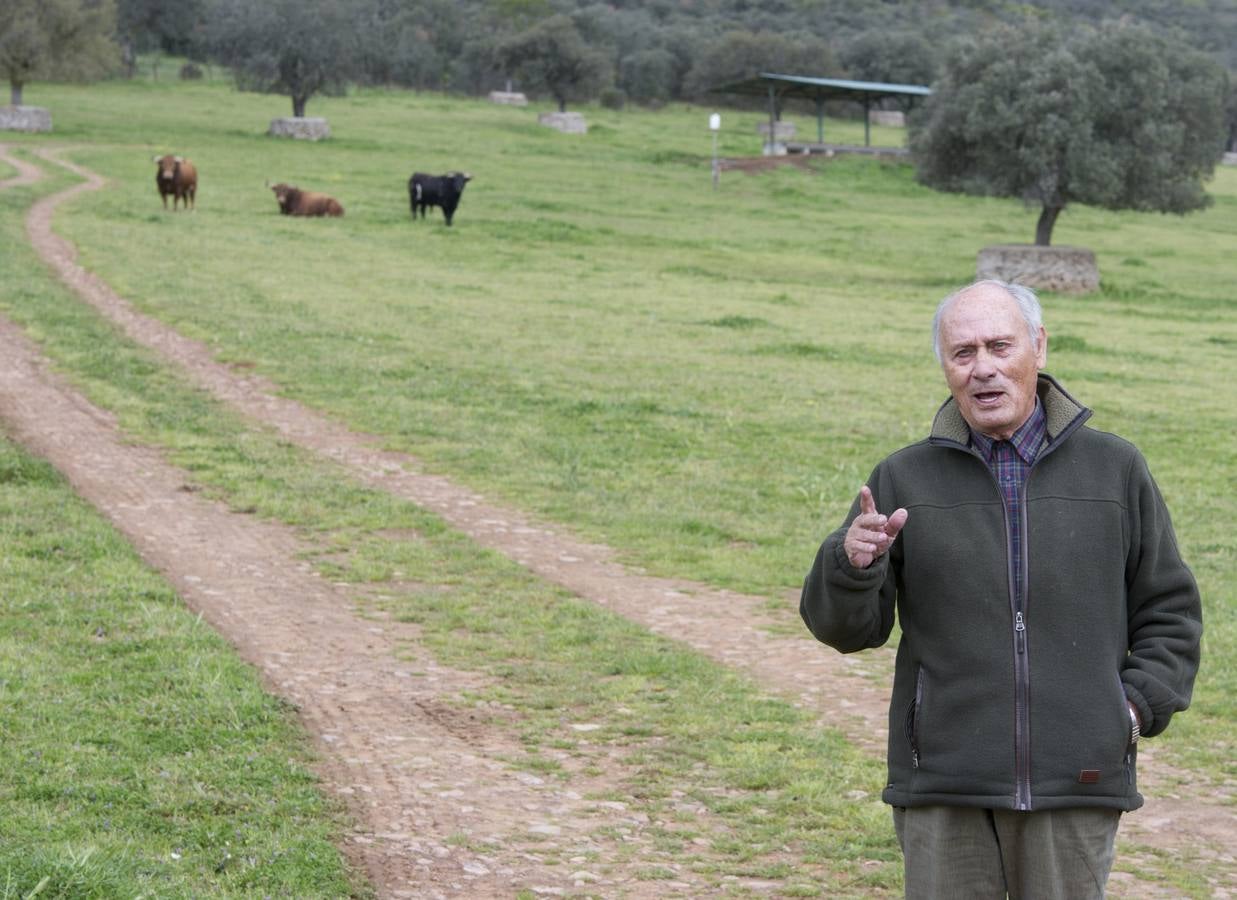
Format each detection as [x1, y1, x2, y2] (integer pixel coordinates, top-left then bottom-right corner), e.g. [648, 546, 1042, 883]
[1, 66, 1234, 895]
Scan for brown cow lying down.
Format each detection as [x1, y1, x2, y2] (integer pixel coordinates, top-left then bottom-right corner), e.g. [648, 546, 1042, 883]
[269, 183, 344, 217]
[154, 154, 197, 210]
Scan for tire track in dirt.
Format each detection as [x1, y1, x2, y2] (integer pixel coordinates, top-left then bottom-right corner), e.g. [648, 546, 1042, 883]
[0, 144, 753, 900]
[11, 145, 1236, 895]
[0, 147, 40, 189]
[0, 317, 577, 899]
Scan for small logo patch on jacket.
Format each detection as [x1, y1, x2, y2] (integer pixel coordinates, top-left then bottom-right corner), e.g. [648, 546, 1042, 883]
[1078, 769, 1101, 784]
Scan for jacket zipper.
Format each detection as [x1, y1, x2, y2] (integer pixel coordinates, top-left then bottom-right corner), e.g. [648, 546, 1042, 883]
[1013, 496, 1032, 811]
[976, 448, 1037, 811]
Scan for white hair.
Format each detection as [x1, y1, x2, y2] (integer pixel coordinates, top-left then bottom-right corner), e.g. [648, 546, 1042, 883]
[932, 279, 1043, 363]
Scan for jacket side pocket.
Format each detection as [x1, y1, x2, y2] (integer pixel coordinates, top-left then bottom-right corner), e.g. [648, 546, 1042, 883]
[904, 666, 925, 769]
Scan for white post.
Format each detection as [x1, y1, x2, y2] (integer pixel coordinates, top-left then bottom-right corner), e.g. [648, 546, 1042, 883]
[709, 113, 721, 189]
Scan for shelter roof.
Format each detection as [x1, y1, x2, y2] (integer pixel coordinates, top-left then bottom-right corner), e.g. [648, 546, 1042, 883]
[712, 72, 932, 103]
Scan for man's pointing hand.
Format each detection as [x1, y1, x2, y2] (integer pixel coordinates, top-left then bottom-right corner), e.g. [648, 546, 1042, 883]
[843, 485, 908, 569]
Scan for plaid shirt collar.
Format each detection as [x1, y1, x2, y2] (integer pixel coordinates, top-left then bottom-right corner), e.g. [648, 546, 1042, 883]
[969, 398, 1047, 465]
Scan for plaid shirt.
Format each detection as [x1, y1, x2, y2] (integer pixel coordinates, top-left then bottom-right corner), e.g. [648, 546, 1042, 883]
[969, 400, 1047, 611]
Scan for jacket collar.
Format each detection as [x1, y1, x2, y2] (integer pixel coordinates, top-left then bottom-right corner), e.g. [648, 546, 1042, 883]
[929, 373, 1091, 447]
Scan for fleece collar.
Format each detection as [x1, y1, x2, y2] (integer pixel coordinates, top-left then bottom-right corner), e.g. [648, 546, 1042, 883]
[930, 373, 1091, 446]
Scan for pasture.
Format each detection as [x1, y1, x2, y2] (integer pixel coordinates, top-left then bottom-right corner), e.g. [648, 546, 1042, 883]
[1, 68, 1234, 896]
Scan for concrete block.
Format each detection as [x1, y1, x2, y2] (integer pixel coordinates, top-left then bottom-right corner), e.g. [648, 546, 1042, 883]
[538, 111, 587, 134]
[976, 244, 1100, 294]
[0, 106, 52, 132]
[268, 117, 331, 141]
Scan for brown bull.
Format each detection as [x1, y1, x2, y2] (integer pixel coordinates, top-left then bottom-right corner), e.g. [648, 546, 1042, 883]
[269, 183, 344, 217]
[153, 154, 197, 210]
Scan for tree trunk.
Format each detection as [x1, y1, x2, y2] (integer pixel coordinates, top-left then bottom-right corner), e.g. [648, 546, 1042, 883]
[557, 95, 566, 113]
[10, 81, 22, 106]
[1035, 205, 1062, 246]
[292, 95, 306, 118]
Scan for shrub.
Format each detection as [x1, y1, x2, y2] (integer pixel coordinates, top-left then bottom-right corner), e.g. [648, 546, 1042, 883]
[599, 86, 626, 110]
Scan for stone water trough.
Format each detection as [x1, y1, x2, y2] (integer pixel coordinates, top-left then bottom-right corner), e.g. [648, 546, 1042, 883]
[976, 244, 1100, 294]
[0, 106, 52, 132]
[489, 91, 528, 106]
[268, 117, 331, 141]
[538, 111, 587, 134]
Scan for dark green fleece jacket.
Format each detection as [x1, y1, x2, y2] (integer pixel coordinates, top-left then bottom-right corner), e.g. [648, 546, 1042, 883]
[800, 374, 1202, 812]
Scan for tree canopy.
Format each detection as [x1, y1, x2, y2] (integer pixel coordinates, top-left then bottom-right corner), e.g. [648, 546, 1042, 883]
[356, 0, 472, 92]
[204, 0, 362, 117]
[909, 22, 1229, 246]
[116, 0, 205, 59]
[838, 30, 939, 94]
[681, 30, 838, 101]
[0, 0, 120, 106]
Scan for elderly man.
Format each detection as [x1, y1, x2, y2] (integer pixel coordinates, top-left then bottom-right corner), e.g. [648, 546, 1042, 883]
[800, 280, 1201, 899]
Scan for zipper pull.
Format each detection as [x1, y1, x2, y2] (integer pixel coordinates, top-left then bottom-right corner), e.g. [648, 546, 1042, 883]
[1015, 611, 1026, 653]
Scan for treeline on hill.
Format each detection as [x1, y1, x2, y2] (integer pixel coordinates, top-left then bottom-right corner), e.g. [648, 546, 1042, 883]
[110, 0, 1237, 107]
[4, 0, 1234, 150]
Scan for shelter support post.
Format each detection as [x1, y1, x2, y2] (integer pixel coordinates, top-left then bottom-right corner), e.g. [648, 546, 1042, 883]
[864, 98, 871, 147]
[768, 86, 777, 153]
[815, 95, 824, 143]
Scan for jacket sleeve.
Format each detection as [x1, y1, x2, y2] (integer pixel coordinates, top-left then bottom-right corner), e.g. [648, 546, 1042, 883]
[1121, 451, 1203, 738]
[799, 467, 899, 654]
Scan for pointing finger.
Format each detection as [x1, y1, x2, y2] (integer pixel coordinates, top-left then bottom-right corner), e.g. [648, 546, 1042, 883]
[858, 485, 876, 516]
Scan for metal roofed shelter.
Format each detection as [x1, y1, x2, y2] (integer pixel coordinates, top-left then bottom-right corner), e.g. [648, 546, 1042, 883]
[711, 72, 932, 151]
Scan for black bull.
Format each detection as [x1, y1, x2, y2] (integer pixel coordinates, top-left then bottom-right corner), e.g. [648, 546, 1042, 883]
[409, 172, 472, 226]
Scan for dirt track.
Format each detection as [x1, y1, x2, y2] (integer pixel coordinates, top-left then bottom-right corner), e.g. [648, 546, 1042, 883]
[1, 144, 1232, 898]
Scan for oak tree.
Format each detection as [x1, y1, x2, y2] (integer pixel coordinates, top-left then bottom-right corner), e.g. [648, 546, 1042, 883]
[495, 15, 609, 112]
[910, 22, 1228, 246]
[204, 0, 361, 118]
[0, 0, 119, 106]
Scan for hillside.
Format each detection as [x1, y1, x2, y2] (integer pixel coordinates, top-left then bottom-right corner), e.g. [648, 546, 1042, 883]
[117, 0, 1237, 106]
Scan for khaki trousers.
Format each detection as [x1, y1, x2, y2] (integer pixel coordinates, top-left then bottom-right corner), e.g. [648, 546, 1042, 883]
[893, 806, 1121, 900]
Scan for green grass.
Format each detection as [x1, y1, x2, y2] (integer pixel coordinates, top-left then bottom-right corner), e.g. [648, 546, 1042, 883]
[1, 64, 1233, 896]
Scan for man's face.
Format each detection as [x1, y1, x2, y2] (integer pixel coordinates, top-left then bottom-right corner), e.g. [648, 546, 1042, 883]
[939, 285, 1047, 440]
